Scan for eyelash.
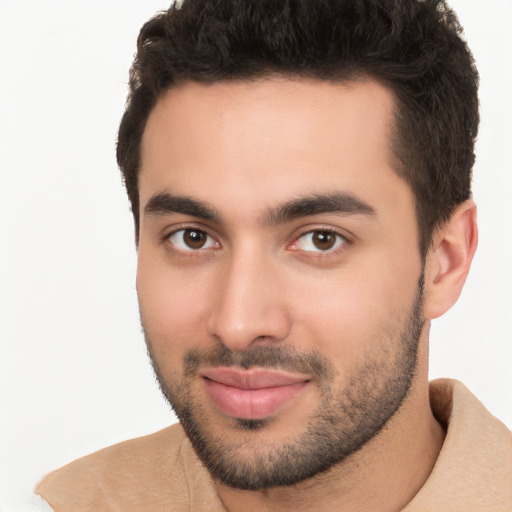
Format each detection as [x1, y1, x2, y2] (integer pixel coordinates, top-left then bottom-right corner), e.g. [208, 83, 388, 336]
[163, 226, 219, 254]
[288, 228, 349, 255]
[162, 225, 350, 257]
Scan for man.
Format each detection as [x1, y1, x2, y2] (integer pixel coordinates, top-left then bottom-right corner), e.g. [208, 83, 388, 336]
[36, 0, 512, 510]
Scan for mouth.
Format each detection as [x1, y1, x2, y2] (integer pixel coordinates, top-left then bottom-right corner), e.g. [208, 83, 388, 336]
[199, 367, 310, 420]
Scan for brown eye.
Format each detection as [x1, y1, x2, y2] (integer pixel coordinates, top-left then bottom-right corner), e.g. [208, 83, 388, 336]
[312, 231, 336, 250]
[168, 229, 217, 251]
[295, 230, 346, 253]
[183, 229, 207, 249]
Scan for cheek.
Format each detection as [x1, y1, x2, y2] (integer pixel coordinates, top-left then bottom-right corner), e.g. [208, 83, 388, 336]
[289, 252, 421, 366]
[136, 255, 212, 362]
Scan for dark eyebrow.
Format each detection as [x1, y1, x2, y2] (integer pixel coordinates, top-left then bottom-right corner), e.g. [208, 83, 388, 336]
[263, 193, 376, 226]
[144, 192, 221, 223]
[144, 191, 375, 226]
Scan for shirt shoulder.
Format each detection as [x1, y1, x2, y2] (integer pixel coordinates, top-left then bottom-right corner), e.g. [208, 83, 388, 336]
[35, 423, 223, 512]
[405, 378, 512, 511]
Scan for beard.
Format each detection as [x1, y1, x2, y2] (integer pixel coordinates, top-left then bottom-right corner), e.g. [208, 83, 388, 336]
[144, 276, 425, 491]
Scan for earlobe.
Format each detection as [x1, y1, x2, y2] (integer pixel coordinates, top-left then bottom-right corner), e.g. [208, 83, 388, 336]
[423, 200, 478, 320]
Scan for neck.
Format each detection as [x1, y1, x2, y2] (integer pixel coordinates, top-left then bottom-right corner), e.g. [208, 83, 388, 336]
[214, 329, 445, 512]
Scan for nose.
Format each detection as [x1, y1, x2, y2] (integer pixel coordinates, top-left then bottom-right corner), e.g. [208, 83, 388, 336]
[206, 249, 291, 351]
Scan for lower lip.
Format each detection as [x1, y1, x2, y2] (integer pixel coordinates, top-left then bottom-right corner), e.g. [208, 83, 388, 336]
[203, 378, 308, 420]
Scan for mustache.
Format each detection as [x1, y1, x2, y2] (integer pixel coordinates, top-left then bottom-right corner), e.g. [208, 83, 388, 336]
[183, 344, 335, 382]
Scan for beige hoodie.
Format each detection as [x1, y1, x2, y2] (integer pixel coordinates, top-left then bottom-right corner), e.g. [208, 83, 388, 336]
[36, 379, 512, 511]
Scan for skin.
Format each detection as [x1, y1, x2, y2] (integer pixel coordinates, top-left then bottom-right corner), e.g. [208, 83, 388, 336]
[136, 78, 477, 511]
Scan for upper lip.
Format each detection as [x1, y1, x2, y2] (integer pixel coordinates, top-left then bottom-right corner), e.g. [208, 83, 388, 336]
[200, 367, 310, 389]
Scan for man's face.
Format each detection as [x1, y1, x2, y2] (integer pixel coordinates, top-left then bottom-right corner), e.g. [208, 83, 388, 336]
[136, 78, 426, 489]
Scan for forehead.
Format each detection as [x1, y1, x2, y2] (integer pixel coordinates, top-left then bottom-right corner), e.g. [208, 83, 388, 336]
[139, 78, 409, 222]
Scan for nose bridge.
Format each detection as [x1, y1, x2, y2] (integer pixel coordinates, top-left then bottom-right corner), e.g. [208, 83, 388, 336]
[207, 243, 290, 351]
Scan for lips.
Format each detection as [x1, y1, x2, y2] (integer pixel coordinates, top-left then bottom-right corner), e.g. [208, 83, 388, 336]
[200, 367, 309, 420]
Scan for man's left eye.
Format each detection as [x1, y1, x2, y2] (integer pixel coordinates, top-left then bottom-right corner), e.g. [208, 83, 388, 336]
[294, 230, 346, 252]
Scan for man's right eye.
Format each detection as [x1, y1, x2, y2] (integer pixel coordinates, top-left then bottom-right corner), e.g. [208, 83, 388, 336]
[167, 229, 218, 251]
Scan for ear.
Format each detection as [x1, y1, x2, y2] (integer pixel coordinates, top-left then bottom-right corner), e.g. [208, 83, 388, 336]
[423, 199, 478, 320]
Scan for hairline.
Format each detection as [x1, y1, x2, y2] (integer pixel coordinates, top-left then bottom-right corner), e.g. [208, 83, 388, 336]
[132, 73, 433, 256]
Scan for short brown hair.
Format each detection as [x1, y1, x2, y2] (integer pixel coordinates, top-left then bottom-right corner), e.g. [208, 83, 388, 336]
[117, 0, 479, 255]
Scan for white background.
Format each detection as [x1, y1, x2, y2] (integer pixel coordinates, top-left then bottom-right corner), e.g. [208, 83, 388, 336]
[0, 1, 511, 510]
